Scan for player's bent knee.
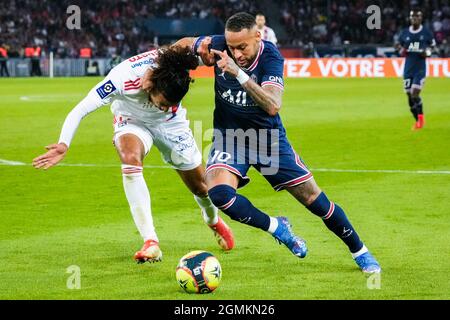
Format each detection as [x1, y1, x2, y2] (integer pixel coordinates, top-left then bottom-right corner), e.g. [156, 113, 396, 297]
[288, 179, 321, 206]
[411, 90, 421, 98]
[305, 188, 322, 206]
[208, 184, 237, 209]
[205, 168, 239, 190]
[119, 152, 143, 167]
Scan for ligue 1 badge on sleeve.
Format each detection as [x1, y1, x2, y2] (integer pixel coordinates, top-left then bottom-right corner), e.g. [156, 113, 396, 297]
[96, 80, 117, 99]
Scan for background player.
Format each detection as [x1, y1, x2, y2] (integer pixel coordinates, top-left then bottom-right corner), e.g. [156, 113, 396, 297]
[32, 46, 234, 263]
[255, 13, 278, 46]
[395, 9, 436, 130]
[176, 12, 381, 273]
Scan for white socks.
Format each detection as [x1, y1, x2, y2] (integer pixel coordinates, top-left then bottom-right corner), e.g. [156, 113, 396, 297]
[351, 245, 368, 259]
[122, 165, 158, 242]
[267, 217, 279, 234]
[194, 195, 219, 226]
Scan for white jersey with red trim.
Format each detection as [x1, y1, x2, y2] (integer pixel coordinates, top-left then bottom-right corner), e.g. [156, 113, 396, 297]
[107, 50, 186, 123]
[58, 50, 187, 147]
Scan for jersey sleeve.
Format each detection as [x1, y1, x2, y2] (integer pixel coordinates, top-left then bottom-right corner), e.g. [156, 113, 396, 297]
[210, 35, 227, 51]
[58, 71, 122, 147]
[192, 35, 227, 54]
[427, 30, 436, 47]
[397, 30, 405, 47]
[269, 29, 278, 45]
[260, 46, 285, 91]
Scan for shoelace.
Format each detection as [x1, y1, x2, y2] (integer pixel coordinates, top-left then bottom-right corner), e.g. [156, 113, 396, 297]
[274, 220, 299, 247]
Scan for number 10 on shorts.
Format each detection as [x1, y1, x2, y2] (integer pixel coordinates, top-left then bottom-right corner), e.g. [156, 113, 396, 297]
[211, 151, 232, 163]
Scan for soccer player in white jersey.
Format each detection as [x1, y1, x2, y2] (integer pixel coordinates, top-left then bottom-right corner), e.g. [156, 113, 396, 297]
[255, 13, 278, 45]
[32, 46, 234, 263]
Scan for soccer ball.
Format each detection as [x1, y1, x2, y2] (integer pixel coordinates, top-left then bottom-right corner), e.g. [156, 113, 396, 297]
[176, 250, 222, 294]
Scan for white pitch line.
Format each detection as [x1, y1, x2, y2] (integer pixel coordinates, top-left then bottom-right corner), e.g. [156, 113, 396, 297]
[309, 168, 450, 175]
[1, 158, 449, 175]
[0, 159, 170, 169]
[61, 163, 171, 169]
[0, 159, 26, 166]
[19, 94, 84, 102]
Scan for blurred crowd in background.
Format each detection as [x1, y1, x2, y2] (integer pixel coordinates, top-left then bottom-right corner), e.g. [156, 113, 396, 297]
[280, 0, 450, 55]
[0, 0, 449, 58]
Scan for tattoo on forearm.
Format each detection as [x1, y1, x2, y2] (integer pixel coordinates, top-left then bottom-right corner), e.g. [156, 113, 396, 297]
[241, 79, 282, 115]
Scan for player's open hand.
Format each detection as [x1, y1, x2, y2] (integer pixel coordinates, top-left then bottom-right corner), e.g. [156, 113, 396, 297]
[210, 49, 239, 78]
[32, 143, 68, 170]
[197, 37, 215, 66]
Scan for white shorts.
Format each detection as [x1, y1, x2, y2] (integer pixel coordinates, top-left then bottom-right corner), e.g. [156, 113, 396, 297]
[112, 115, 202, 171]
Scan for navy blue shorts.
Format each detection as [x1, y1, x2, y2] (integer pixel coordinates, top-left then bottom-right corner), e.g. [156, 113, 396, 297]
[205, 131, 313, 191]
[403, 70, 426, 92]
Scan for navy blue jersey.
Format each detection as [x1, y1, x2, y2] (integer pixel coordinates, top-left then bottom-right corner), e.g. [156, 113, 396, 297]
[209, 35, 285, 132]
[398, 25, 435, 77]
[196, 35, 314, 190]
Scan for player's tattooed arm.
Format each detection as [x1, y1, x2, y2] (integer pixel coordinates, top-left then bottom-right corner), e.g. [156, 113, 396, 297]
[211, 49, 282, 116]
[241, 81, 282, 116]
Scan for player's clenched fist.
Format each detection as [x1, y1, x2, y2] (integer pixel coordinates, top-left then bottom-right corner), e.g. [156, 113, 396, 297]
[210, 49, 239, 78]
[196, 37, 215, 66]
[32, 143, 68, 170]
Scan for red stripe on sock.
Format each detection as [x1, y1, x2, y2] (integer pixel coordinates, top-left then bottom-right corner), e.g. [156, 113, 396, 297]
[322, 202, 335, 220]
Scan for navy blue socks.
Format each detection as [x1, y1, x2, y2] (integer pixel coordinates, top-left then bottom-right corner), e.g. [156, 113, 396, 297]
[307, 192, 363, 253]
[208, 185, 271, 231]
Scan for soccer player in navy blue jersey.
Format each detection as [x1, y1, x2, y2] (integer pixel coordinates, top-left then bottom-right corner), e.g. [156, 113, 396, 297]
[395, 9, 436, 130]
[176, 12, 380, 273]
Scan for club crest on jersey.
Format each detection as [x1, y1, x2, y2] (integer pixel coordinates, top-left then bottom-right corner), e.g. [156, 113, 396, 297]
[96, 80, 116, 99]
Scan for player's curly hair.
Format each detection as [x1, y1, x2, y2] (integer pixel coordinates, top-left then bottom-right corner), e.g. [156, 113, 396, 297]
[151, 46, 199, 104]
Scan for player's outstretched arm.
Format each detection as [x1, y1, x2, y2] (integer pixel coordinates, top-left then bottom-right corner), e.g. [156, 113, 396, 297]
[211, 49, 282, 116]
[172, 37, 197, 50]
[32, 143, 68, 170]
[32, 77, 117, 170]
[173, 37, 215, 66]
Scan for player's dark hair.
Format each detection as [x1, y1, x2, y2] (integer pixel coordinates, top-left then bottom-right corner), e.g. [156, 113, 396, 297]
[225, 12, 256, 32]
[151, 46, 198, 104]
[410, 8, 423, 15]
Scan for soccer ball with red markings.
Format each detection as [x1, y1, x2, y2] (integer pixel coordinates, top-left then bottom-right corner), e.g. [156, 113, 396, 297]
[176, 251, 222, 294]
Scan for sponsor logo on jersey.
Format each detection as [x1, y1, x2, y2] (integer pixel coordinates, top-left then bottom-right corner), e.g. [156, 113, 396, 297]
[268, 75, 284, 85]
[408, 42, 421, 52]
[128, 50, 158, 63]
[96, 80, 116, 99]
[131, 59, 155, 69]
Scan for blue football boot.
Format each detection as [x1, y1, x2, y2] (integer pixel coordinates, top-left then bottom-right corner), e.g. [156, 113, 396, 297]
[354, 251, 381, 273]
[272, 216, 308, 258]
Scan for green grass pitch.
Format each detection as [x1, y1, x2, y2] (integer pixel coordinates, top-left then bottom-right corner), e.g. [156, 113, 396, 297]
[0, 76, 449, 300]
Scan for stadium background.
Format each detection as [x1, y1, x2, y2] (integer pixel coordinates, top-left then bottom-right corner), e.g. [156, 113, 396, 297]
[1, 0, 450, 76]
[0, 0, 449, 301]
